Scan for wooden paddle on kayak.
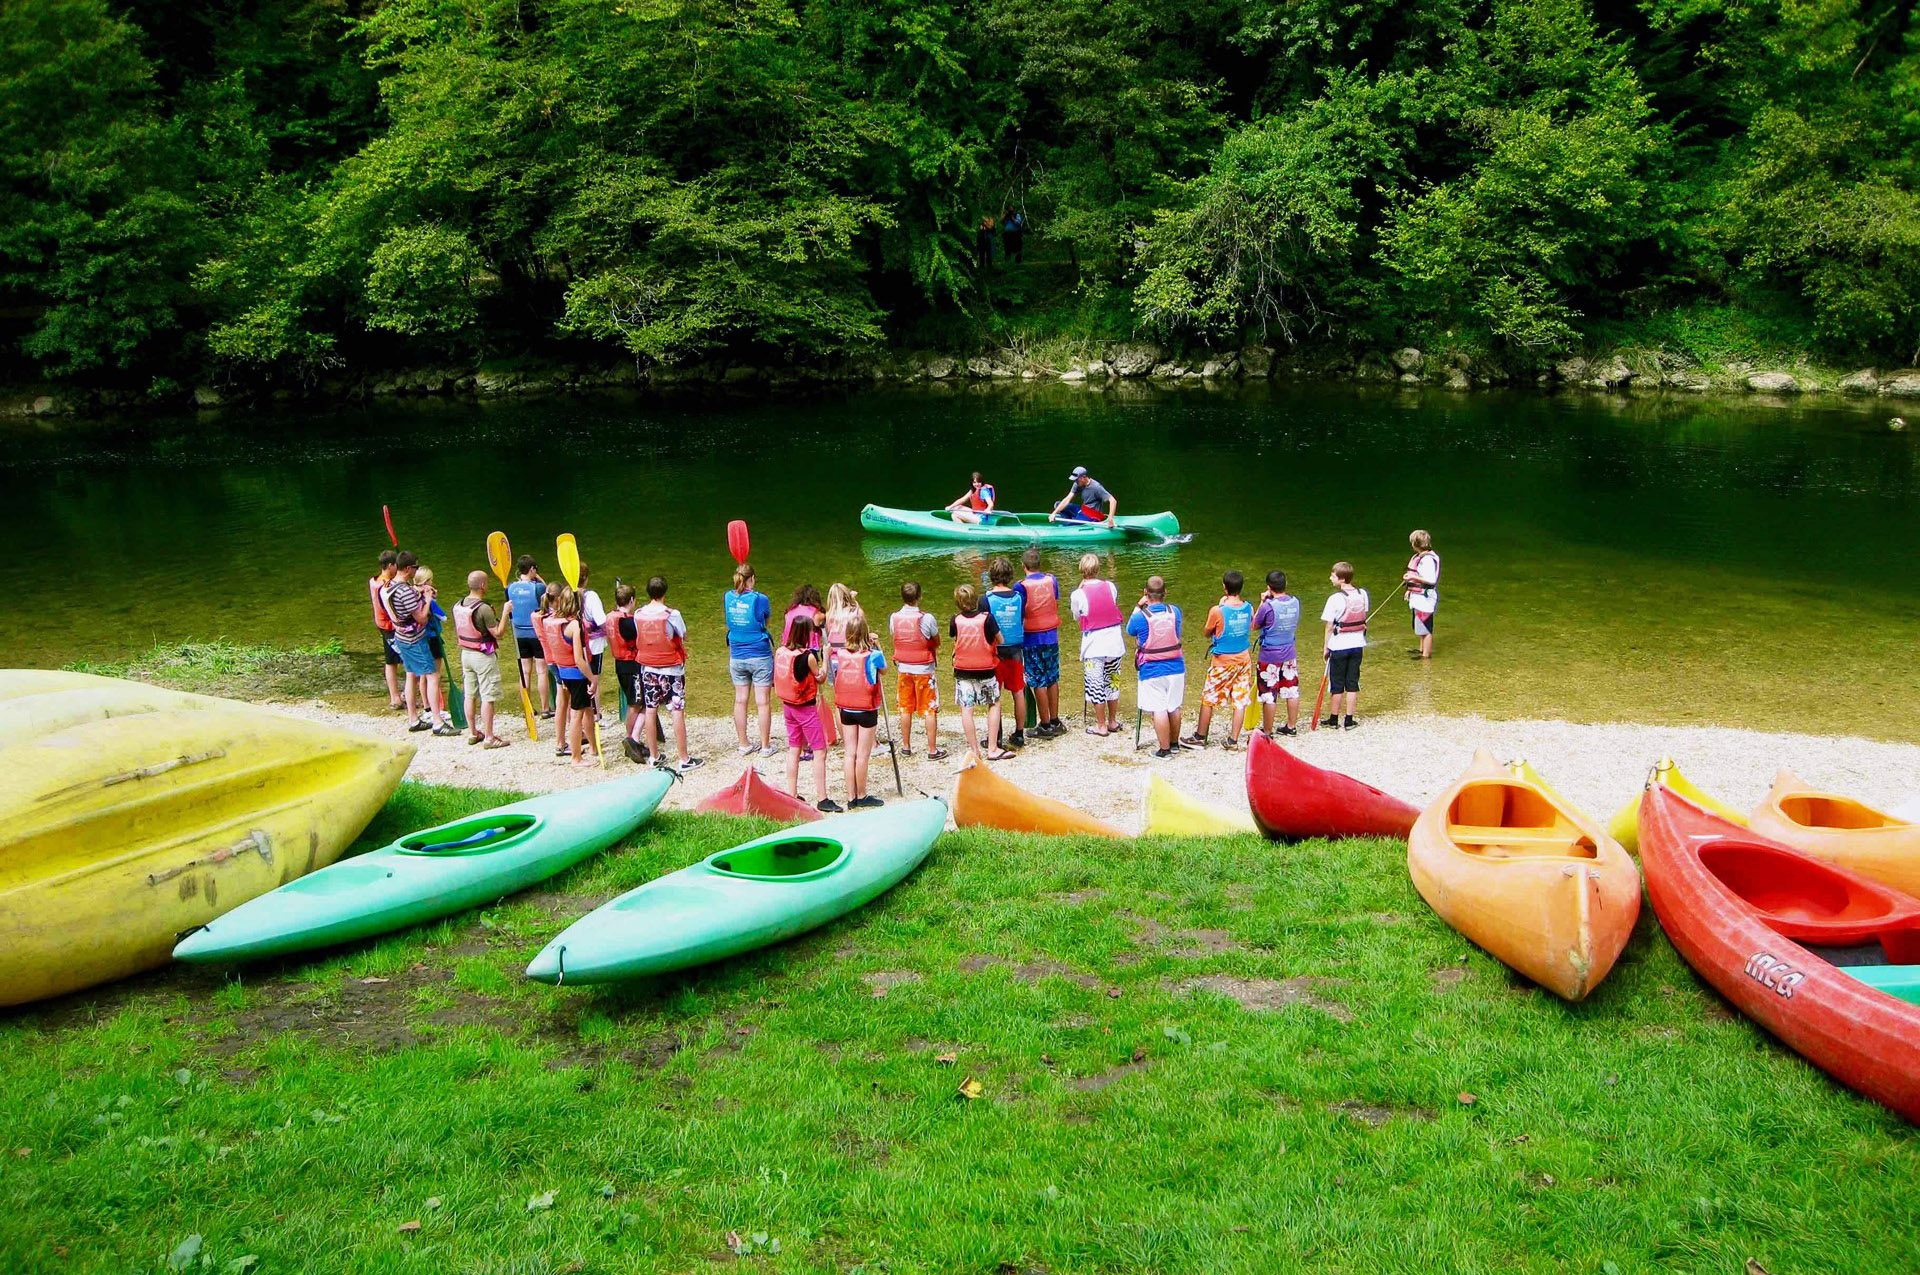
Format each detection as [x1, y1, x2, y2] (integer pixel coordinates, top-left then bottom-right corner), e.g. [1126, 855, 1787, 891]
[487, 531, 538, 741]
[555, 532, 607, 767]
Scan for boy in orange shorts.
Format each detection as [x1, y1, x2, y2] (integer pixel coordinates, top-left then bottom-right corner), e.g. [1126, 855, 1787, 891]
[889, 581, 946, 760]
[1187, 570, 1254, 750]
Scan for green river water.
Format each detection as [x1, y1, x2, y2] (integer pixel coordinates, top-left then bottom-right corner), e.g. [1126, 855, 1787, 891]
[4, 382, 1916, 739]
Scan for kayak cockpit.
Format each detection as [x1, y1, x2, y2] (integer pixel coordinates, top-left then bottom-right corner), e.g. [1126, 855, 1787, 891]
[1776, 794, 1905, 832]
[398, 814, 540, 855]
[1449, 782, 1596, 860]
[1703, 841, 1894, 925]
[709, 837, 847, 880]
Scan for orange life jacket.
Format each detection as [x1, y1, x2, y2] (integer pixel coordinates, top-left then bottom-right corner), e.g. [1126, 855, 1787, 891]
[891, 608, 935, 665]
[370, 576, 394, 631]
[452, 599, 493, 653]
[539, 614, 578, 669]
[635, 603, 686, 666]
[1021, 572, 1059, 631]
[833, 650, 882, 711]
[1135, 606, 1181, 668]
[608, 609, 640, 662]
[966, 482, 994, 511]
[774, 646, 817, 705]
[953, 612, 995, 671]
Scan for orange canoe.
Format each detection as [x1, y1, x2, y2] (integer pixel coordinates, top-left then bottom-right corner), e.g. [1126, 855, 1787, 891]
[951, 761, 1125, 838]
[1408, 750, 1641, 1001]
[1747, 769, 1920, 898]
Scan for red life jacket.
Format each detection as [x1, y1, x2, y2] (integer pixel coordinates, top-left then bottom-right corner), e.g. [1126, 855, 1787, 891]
[539, 614, 578, 669]
[370, 577, 394, 631]
[608, 610, 640, 662]
[635, 603, 686, 666]
[953, 612, 995, 671]
[1135, 605, 1182, 668]
[833, 650, 882, 711]
[1021, 573, 1059, 631]
[1332, 587, 1370, 636]
[774, 646, 817, 704]
[966, 482, 993, 512]
[891, 608, 935, 665]
[452, 599, 494, 653]
[1078, 579, 1122, 631]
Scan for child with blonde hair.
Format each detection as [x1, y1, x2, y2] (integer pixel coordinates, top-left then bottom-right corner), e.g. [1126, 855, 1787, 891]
[834, 613, 888, 807]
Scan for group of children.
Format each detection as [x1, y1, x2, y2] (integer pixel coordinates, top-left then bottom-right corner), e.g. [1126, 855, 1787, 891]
[365, 530, 1442, 803]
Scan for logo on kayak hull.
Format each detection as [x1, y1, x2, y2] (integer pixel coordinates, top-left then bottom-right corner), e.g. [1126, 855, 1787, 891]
[1745, 951, 1805, 998]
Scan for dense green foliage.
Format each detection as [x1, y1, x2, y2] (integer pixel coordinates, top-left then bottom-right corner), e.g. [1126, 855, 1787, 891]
[1, 0, 1916, 386]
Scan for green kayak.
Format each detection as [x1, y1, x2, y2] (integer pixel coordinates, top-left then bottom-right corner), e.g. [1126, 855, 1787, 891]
[859, 504, 1181, 545]
[525, 797, 946, 984]
[1842, 964, 1920, 1006]
[173, 772, 672, 964]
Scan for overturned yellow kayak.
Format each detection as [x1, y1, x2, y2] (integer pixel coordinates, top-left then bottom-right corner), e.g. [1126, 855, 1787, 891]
[0, 692, 412, 1006]
[1143, 775, 1257, 836]
[0, 668, 225, 739]
[1606, 757, 1745, 853]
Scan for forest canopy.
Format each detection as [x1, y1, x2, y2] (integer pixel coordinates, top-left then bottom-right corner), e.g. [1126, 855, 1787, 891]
[1, 0, 1916, 385]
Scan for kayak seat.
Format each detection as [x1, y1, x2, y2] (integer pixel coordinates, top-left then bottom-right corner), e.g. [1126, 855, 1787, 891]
[1450, 826, 1596, 859]
[1776, 794, 1902, 832]
[711, 837, 846, 879]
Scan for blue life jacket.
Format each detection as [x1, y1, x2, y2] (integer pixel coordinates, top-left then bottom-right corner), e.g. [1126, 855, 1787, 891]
[984, 588, 1025, 648]
[506, 579, 545, 638]
[1211, 600, 1253, 656]
[723, 589, 772, 656]
[1258, 594, 1301, 653]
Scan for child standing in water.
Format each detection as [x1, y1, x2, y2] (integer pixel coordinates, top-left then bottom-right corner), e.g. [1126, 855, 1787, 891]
[1320, 561, 1368, 730]
[951, 583, 1007, 764]
[776, 615, 835, 811]
[1402, 530, 1440, 659]
[833, 613, 888, 808]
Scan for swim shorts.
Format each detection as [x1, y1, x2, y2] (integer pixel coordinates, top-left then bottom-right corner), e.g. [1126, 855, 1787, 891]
[1021, 643, 1060, 689]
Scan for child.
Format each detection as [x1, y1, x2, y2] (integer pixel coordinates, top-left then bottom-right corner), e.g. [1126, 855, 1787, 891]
[1069, 553, 1125, 737]
[1253, 569, 1303, 737]
[382, 552, 445, 735]
[890, 581, 945, 760]
[634, 575, 701, 773]
[777, 615, 835, 811]
[724, 563, 774, 756]
[1320, 562, 1368, 730]
[608, 583, 650, 764]
[1188, 570, 1252, 750]
[577, 562, 610, 726]
[506, 556, 552, 720]
[542, 585, 596, 767]
[1126, 575, 1185, 758]
[951, 584, 1007, 764]
[537, 581, 576, 755]
[783, 584, 826, 753]
[822, 582, 860, 745]
[369, 549, 402, 710]
[833, 613, 888, 808]
[414, 567, 458, 734]
[1402, 530, 1440, 659]
[452, 569, 510, 747]
[1019, 547, 1064, 735]
[983, 557, 1027, 750]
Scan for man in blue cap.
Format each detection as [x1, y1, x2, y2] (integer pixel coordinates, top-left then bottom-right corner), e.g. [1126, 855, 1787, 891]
[1050, 466, 1118, 525]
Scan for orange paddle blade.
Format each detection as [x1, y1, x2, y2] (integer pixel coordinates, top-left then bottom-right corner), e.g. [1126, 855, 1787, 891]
[727, 519, 750, 565]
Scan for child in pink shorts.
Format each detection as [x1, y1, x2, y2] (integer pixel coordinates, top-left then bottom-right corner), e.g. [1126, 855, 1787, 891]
[776, 615, 837, 812]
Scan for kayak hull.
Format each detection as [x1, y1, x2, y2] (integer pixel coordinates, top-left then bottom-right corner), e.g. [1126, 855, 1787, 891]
[174, 772, 673, 963]
[859, 505, 1180, 545]
[1607, 757, 1745, 853]
[0, 693, 412, 1005]
[696, 768, 823, 823]
[527, 798, 946, 983]
[1143, 775, 1256, 836]
[1244, 730, 1418, 841]
[952, 761, 1125, 838]
[1640, 784, 1920, 1122]
[1408, 750, 1639, 1001]
[1747, 769, 1920, 898]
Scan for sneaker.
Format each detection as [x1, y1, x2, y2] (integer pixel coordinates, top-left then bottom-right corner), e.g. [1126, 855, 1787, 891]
[1180, 733, 1207, 748]
[850, 795, 885, 809]
[1152, 747, 1173, 759]
[677, 757, 704, 773]
[1276, 725, 1298, 737]
[1222, 736, 1239, 752]
[622, 737, 647, 764]
[431, 723, 460, 737]
[1008, 732, 1027, 748]
[738, 744, 757, 757]
[816, 798, 844, 813]
[1343, 716, 1359, 731]
[1321, 715, 1342, 730]
[407, 719, 432, 733]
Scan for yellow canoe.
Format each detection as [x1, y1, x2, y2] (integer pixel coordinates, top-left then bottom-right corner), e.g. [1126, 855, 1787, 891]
[951, 760, 1125, 838]
[1409, 750, 1640, 1002]
[1747, 769, 1920, 898]
[1143, 775, 1257, 836]
[0, 703, 412, 1006]
[0, 668, 226, 739]
[1606, 757, 1744, 853]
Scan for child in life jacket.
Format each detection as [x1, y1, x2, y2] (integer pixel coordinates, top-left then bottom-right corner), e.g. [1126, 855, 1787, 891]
[984, 557, 1027, 751]
[1019, 547, 1065, 736]
[1187, 570, 1253, 750]
[950, 583, 1008, 764]
[370, 549, 402, 710]
[777, 615, 836, 811]
[890, 581, 945, 760]
[414, 567, 458, 736]
[506, 556, 552, 720]
[824, 582, 860, 745]
[1402, 529, 1440, 660]
[1070, 553, 1126, 737]
[1320, 561, 1368, 731]
[576, 562, 610, 727]
[608, 582, 650, 765]
[542, 584, 597, 766]
[1253, 569, 1303, 737]
[783, 584, 829, 754]
[453, 569, 510, 748]
[634, 575, 701, 774]
[834, 613, 889, 808]
[1126, 575, 1186, 758]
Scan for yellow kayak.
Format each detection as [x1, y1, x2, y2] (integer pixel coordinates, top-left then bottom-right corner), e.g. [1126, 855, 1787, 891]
[1606, 757, 1745, 853]
[0, 668, 225, 739]
[1142, 775, 1257, 836]
[0, 699, 412, 1005]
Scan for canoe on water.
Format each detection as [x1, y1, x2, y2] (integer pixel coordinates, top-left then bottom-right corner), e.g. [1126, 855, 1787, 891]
[1639, 783, 1920, 1121]
[1243, 730, 1419, 841]
[1747, 769, 1920, 898]
[527, 798, 946, 984]
[859, 504, 1181, 545]
[1408, 750, 1640, 1001]
[175, 772, 673, 964]
[696, 767, 823, 822]
[0, 697, 412, 1006]
[1607, 756, 1745, 853]
[951, 760, 1125, 838]
[1142, 775, 1257, 836]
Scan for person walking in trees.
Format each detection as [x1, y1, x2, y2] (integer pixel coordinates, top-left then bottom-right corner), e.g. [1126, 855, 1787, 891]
[1002, 209, 1026, 263]
[1403, 530, 1441, 659]
[976, 213, 997, 270]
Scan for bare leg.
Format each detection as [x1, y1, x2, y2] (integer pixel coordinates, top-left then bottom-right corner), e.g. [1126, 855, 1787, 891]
[755, 685, 772, 751]
[733, 683, 750, 748]
[384, 661, 401, 708]
[787, 746, 802, 795]
[672, 708, 689, 764]
[961, 703, 981, 763]
[810, 742, 828, 799]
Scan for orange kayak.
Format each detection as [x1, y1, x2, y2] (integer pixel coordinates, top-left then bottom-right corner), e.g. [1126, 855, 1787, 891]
[1408, 750, 1640, 1001]
[951, 761, 1125, 838]
[1747, 769, 1920, 898]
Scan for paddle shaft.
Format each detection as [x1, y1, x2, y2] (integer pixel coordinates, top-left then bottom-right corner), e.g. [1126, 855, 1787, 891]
[555, 534, 604, 766]
[487, 533, 539, 742]
[876, 677, 905, 797]
[1310, 589, 1397, 729]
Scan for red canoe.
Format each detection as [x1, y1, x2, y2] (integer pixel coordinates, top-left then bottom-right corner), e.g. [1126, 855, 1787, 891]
[1243, 731, 1420, 841]
[695, 768, 822, 823]
[1639, 782, 1920, 1122]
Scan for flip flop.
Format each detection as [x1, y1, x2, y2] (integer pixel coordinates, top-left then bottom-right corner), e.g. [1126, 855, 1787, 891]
[1085, 726, 1109, 737]
[483, 738, 510, 749]
[986, 749, 1015, 761]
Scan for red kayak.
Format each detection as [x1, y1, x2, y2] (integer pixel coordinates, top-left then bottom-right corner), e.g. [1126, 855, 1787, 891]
[1639, 783, 1920, 1122]
[695, 768, 822, 823]
[1243, 731, 1419, 841]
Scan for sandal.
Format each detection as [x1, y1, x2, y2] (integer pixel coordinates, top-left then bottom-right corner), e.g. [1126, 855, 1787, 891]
[483, 738, 510, 749]
[1085, 726, 1110, 737]
[986, 749, 1015, 761]
[926, 748, 949, 761]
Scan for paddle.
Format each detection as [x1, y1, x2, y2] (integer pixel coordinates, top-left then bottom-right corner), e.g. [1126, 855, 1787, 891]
[727, 519, 751, 566]
[555, 532, 606, 767]
[382, 505, 463, 730]
[382, 505, 397, 547]
[876, 670, 905, 797]
[487, 531, 538, 741]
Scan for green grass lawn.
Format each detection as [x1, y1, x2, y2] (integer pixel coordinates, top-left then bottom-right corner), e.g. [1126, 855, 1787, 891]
[2, 783, 1914, 1274]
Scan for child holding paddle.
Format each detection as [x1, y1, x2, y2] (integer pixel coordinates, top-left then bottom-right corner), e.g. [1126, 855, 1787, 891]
[776, 615, 835, 811]
[835, 613, 888, 808]
[1320, 562, 1368, 731]
[507, 556, 551, 720]
[542, 585, 597, 767]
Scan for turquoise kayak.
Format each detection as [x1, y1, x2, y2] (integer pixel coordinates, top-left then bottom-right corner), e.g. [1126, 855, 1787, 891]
[859, 504, 1180, 545]
[1842, 963, 1920, 1006]
[526, 797, 946, 984]
[174, 772, 673, 963]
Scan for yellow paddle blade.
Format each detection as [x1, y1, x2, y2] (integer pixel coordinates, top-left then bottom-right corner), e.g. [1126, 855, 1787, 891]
[1610, 757, 1745, 853]
[486, 531, 513, 586]
[556, 533, 581, 588]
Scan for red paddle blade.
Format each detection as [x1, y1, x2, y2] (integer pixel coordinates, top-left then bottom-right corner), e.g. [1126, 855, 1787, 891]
[382, 505, 397, 546]
[727, 519, 750, 564]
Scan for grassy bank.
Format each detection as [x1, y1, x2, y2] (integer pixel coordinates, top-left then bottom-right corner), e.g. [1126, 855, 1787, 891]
[2, 784, 1915, 1273]
[65, 638, 357, 701]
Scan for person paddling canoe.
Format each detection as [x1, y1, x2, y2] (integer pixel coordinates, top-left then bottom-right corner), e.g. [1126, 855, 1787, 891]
[1050, 466, 1117, 525]
[945, 472, 997, 525]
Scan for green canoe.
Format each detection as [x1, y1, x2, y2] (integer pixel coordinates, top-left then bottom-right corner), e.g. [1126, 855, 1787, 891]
[525, 797, 946, 984]
[859, 504, 1181, 545]
[173, 772, 673, 964]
